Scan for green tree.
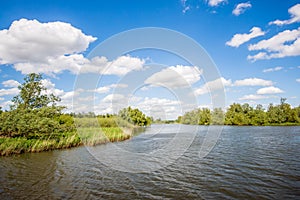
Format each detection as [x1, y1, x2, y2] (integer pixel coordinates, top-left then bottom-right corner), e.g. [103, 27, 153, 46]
[0, 73, 74, 137]
[11, 73, 60, 110]
[118, 107, 151, 126]
[211, 108, 224, 125]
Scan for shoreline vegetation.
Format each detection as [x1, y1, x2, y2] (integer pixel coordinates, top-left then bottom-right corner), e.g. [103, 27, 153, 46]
[176, 98, 300, 126]
[0, 114, 149, 156]
[0, 73, 151, 156]
[0, 73, 299, 156]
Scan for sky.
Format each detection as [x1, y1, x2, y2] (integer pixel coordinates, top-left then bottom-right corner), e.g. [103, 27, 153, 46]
[0, 0, 299, 120]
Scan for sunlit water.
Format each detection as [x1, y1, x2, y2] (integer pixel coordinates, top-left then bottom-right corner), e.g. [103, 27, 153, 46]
[0, 125, 299, 199]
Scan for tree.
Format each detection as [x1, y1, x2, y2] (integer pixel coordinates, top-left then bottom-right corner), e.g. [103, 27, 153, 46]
[118, 107, 151, 126]
[211, 108, 224, 125]
[11, 73, 60, 110]
[0, 73, 74, 137]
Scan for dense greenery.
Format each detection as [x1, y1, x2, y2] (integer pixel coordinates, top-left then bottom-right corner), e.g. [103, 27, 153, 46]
[0, 73, 75, 137]
[118, 107, 152, 126]
[178, 98, 300, 126]
[0, 73, 150, 156]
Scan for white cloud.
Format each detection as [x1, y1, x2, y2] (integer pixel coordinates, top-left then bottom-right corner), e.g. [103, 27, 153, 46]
[194, 77, 232, 96]
[248, 27, 300, 61]
[269, 4, 300, 26]
[0, 19, 145, 76]
[226, 27, 265, 47]
[234, 78, 273, 86]
[232, 2, 252, 16]
[93, 83, 128, 94]
[207, 0, 227, 7]
[262, 66, 283, 73]
[239, 94, 269, 100]
[41, 79, 65, 97]
[256, 86, 284, 95]
[99, 55, 144, 76]
[296, 78, 300, 83]
[132, 97, 182, 120]
[2, 80, 20, 88]
[0, 18, 96, 65]
[0, 79, 20, 97]
[0, 100, 13, 110]
[145, 65, 202, 88]
[102, 94, 127, 104]
[12, 53, 145, 76]
[94, 86, 111, 94]
[0, 88, 19, 97]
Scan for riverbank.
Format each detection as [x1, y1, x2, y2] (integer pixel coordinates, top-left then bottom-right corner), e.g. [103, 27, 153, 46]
[0, 127, 131, 156]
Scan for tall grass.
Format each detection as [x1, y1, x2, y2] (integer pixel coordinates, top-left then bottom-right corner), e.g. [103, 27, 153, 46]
[74, 116, 134, 128]
[77, 127, 131, 146]
[0, 132, 81, 156]
[0, 117, 136, 156]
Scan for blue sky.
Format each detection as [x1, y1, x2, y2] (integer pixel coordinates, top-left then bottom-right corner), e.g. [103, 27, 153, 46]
[0, 0, 299, 119]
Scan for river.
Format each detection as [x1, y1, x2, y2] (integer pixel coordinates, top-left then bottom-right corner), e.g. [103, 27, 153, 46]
[0, 125, 299, 199]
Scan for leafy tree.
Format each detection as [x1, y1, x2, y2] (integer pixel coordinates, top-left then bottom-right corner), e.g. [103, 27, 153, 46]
[0, 73, 74, 137]
[11, 73, 60, 110]
[211, 108, 224, 125]
[118, 107, 151, 126]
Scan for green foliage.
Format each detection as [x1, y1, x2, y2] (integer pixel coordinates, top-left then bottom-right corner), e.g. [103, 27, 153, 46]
[179, 108, 213, 125]
[178, 99, 300, 126]
[0, 132, 81, 156]
[118, 107, 152, 126]
[211, 108, 225, 125]
[74, 116, 134, 128]
[77, 127, 130, 146]
[0, 73, 74, 137]
[11, 73, 60, 110]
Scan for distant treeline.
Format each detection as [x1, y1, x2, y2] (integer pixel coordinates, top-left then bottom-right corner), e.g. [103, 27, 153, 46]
[178, 98, 300, 126]
[72, 106, 152, 127]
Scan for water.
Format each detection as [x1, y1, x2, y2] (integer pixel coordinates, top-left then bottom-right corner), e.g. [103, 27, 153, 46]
[0, 125, 299, 199]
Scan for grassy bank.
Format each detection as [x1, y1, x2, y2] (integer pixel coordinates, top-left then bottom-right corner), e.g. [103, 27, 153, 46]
[0, 127, 133, 156]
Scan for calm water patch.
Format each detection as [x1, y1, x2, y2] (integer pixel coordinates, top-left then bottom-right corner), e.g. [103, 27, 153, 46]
[0, 125, 299, 199]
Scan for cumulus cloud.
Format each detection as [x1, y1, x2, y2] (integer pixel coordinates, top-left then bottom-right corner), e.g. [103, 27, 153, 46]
[2, 80, 20, 88]
[256, 86, 284, 95]
[0, 18, 96, 65]
[248, 27, 300, 61]
[12, 54, 144, 76]
[296, 78, 300, 83]
[269, 4, 300, 26]
[226, 27, 265, 47]
[207, 0, 227, 7]
[102, 94, 127, 104]
[232, 2, 252, 16]
[239, 94, 269, 100]
[132, 97, 182, 120]
[0, 79, 20, 97]
[194, 77, 232, 96]
[0, 19, 145, 76]
[234, 78, 273, 86]
[262, 66, 283, 73]
[93, 84, 128, 94]
[40, 79, 65, 97]
[145, 65, 202, 89]
[0, 88, 19, 97]
[0, 100, 13, 110]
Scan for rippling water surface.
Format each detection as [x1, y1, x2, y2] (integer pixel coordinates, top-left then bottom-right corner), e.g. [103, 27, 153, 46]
[0, 125, 299, 199]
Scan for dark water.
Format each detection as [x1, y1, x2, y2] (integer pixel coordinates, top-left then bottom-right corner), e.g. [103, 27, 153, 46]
[0, 125, 299, 199]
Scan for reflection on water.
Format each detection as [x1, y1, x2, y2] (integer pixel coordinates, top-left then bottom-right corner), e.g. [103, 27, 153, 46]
[0, 125, 299, 199]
